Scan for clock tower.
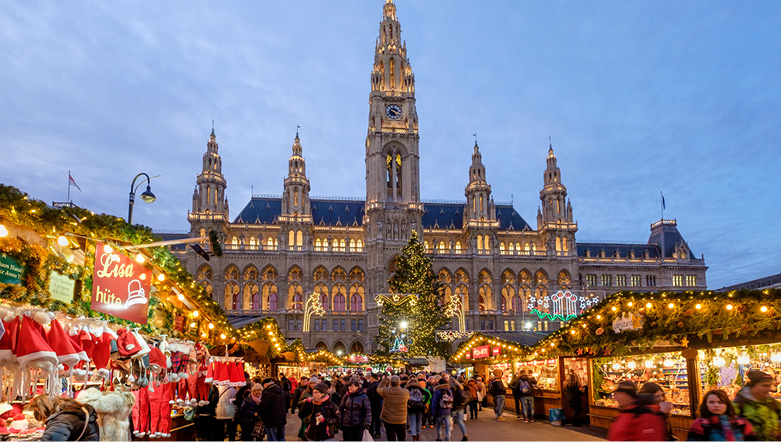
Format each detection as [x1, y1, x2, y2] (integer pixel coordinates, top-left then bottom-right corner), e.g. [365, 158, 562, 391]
[364, 0, 422, 298]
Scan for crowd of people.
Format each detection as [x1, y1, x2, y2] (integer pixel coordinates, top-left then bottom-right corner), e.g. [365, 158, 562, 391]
[607, 369, 781, 441]
[20, 367, 780, 441]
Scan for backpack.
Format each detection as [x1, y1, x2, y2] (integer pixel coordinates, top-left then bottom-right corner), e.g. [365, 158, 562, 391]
[439, 389, 453, 409]
[519, 379, 531, 394]
[460, 387, 472, 404]
[408, 388, 425, 408]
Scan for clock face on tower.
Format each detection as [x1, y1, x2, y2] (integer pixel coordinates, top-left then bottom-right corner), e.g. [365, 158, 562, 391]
[385, 104, 402, 120]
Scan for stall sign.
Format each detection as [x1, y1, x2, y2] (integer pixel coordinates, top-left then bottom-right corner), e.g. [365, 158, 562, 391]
[174, 316, 185, 332]
[347, 355, 369, 363]
[0, 254, 24, 285]
[612, 312, 643, 333]
[465, 352, 471, 360]
[48, 272, 76, 303]
[473, 345, 490, 359]
[547, 359, 556, 365]
[491, 346, 501, 356]
[91, 242, 151, 324]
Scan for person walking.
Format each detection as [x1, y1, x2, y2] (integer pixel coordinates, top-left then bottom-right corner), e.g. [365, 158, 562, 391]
[688, 389, 756, 441]
[423, 375, 437, 429]
[291, 377, 308, 415]
[406, 377, 432, 441]
[733, 370, 781, 441]
[299, 383, 341, 441]
[465, 378, 481, 420]
[475, 376, 487, 411]
[607, 381, 667, 441]
[488, 369, 507, 421]
[280, 373, 293, 413]
[366, 373, 384, 439]
[298, 376, 320, 440]
[28, 394, 100, 441]
[563, 370, 584, 426]
[237, 383, 264, 441]
[518, 370, 538, 423]
[259, 378, 288, 441]
[377, 375, 410, 441]
[451, 380, 470, 441]
[432, 378, 454, 441]
[339, 380, 371, 442]
[215, 384, 238, 441]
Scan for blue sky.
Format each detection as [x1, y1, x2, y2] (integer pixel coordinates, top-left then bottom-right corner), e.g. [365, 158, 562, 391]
[2, 1, 779, 289]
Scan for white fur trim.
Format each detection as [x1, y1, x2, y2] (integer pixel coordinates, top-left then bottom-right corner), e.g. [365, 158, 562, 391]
[97, 368, 110, 378]
[126, 344, 136, 351]
[32, 311, 52, 325]
[17, 350, 58, 367]
[180, 372, 189, 379]
[149, 434, 157, 438]
[176, 399, 184, 404]
[198, 400, 208, 407]
[168, 400, 175, 405]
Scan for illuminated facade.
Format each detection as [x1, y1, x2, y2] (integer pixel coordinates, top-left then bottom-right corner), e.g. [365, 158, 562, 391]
[177, 0, 707, 354]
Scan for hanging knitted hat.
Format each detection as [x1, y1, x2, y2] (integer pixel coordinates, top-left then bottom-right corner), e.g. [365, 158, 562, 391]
[228, 361, 245, 387]
[92, 327, 112, 379]
[46, 319, 80, 372]
[213, 361, 229, 386]
[16, 316, 58, 398]
[116, 328, 140, 359]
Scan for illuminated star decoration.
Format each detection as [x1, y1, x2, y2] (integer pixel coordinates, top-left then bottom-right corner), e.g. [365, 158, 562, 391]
[679, 337, 689, 347]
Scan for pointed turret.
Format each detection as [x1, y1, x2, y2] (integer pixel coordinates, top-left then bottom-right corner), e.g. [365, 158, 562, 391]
[465, 141, 495, 223]
[282, 132, 311, 217]
[538, 140, 577, 256]
[189, 127, 228, 240]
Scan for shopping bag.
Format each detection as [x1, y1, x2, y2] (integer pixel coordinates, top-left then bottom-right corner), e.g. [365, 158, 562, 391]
[362, 429, 374, 441]
[549, 408, 565, 426]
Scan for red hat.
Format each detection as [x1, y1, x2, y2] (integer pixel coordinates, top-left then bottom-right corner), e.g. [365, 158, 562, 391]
[91, 327, 113, 378]
[214, 361, 229, 386]
[0, 317, 20, 366]
[148, 347, 166, 372]
[66, 327, 90, 365]
[78, 329, 96, 360]
[46, 319, 80, 369]
[116, 328, 140, 358]
[16, 316, 57, 368]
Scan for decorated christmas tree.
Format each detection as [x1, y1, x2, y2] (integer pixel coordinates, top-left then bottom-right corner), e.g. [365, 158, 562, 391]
[375, 231, 450, 357]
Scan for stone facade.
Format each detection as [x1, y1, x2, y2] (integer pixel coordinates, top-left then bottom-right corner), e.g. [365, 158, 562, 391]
[173, 0, 707, 355]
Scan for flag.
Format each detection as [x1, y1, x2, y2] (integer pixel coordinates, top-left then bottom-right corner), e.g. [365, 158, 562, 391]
[661, 192, 666, 210]
[69, 173, 82, 192]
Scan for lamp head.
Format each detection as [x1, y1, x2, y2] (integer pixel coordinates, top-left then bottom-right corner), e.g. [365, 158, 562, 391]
[140, 185, 156, 203]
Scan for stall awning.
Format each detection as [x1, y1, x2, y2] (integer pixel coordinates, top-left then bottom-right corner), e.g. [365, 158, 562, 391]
[407, 358, 429, 366]
[480, 331, 551, 347]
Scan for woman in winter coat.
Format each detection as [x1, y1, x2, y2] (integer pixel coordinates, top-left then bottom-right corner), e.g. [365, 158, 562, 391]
[451, 381, 470, 441]
[339, 380, 371, 442]
[28, 394, 100, 441]
[299, 383, 341, 441]
[607, 381, 668, 441]
[237, 383, 264, 441]
[465, 378, 481, 420]
[688, 389, 755, 441]
[431, 378, 455, 441]
[406, 378, 432, 441]
[733, 370, 781, 441]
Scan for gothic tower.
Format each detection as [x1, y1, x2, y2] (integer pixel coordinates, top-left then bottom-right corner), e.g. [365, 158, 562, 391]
[189, 128, 228, 237]
[279, 131, 313, 251]
[364, 0, 423, 298]
[538, 142, 577, 262]
[464, 141, 498, 259]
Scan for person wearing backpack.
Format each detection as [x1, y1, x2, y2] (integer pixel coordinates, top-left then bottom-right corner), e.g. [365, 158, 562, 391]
[508, 372, 523, 419]
[451, 381, 470, 441]
[406, 377, 432, 441]
[432, 378, 454, 441]
[488, 369, 507, 421]
[518, 370, 537, 423]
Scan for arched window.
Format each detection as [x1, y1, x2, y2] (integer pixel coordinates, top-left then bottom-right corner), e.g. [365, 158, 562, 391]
[508, 242, 514, 254]
[197, 265, 213, 282]
[262, 282, 277, 311]
[224, 265, 239, 281]
[231, 236, 238, 249]
[349, 268, 365, 282]
[349, 239, 356, 251]
[294, 188, 299, 206]
[296, 230, 303, 246]
[385, 148, 404, 200]
[313, 267, 328, 281]
[333, 293, 346, 311]
[500, 242, 506, 254]
[350, 341, 364, 354]
[500, 295, 508, 312]
[479, 285, 491, 311]
[477, 235, 483, 251]
[501, 285, 514, 313]
[244, 265, 258, 282]
[558, 270, 572, 289]
[332, 267, 347, 281]
[339, 239, 346, 252]
[349, 284, 364, 311]
[267, 237, 275, 250]
[289, 283, 303, 310]
[315, 238, 322, 251]
[249, 236, 256, 249]
[243, 282, 259, 310]
[512, 295, 522, 312]
[455, 241, 462, 254]
[455, 284, 468, 308]
[556, 237, 562, 253]
[534, 270, 549, 299]
[262, 266, 277, 281]
[483, 234, 491, 252]
[225, 281, 240, 310]
[356, 239, 363, 252]
[332, 238, 339, 251]
[455, 269, 469, 284]
[288, 230, 295, 249]
[562, 237, 569, 252]
[314, 283, 329, 311]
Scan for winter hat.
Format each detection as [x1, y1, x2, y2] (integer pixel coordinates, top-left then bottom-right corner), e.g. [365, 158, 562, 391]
[746, 370, 773, 386]
[46, 319, 80, 370]
[130, 330, 151, 359]
[214, 361, 229, 386]
[614, 380, 638, 398]
[313, 383, 329, 394]
[148, 347, 166, 373]
[91, 327, 113, 378]
[308, 376, 321, 385]
[492, 368, 503, 377]
[78, 328, 96, 361]
[229, 362, 246, 387]
[116, 328, 140, 358]
[261, 378, 275, 387]
[0, 317, 20, 366]
[16, 316, 58, 397]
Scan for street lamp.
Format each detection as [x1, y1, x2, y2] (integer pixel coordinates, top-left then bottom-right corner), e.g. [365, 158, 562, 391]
[399, 321, 408, 330]
[128, 173, 156, 224]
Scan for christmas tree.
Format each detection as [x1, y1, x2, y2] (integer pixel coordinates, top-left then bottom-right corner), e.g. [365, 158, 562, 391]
[374, 231, 450, 357]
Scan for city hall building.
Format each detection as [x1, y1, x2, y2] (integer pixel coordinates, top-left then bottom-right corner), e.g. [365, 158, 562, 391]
[172, 0, 707, 354]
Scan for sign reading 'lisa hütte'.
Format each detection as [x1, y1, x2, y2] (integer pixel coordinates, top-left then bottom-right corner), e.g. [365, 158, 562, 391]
[91, 242, 151, 324]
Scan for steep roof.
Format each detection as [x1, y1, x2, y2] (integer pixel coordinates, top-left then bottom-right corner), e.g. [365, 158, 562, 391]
[577, 242, 661, 259]
[233, 197, 530, 230]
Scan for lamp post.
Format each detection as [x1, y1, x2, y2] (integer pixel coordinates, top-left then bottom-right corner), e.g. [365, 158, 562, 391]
[128, 173, 156, 224]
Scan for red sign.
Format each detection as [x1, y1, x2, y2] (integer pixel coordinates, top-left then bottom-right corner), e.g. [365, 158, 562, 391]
[174, 316, 185, 333]
[472, 345, 490, 359]
[465, 353, 471, 360]
[91, 242, 152, 324]
[492, 346, 501, 356]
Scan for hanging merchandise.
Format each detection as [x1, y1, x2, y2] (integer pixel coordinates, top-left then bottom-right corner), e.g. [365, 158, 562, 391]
[16, 314, 58, 400]
[76, 388, 135, 442]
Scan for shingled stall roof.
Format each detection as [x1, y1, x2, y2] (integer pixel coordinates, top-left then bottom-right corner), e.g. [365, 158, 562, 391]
[234, 197, 531, 230]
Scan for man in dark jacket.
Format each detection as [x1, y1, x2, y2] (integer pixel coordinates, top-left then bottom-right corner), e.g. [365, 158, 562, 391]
[280, 374, 293, 412]
[299, 383, 341, 441]
[488, 368, 507, 421]
[291, 380, 308, 415]
[517, 370, 538, 422]
[339, 380, 372, 442]
[260, 378, 288, 441]
[365, 373, 383, 438]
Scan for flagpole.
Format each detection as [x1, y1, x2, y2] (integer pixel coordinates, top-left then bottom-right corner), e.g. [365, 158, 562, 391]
[68, 170, 71, 203]
[660, 191, 664, 220]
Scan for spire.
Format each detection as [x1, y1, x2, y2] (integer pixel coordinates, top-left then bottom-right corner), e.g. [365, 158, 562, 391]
[211, 120, 215, 138]
[371, 0, 414, 94]
[465, 139, 493, 222]
[383, 0, 397, 21]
